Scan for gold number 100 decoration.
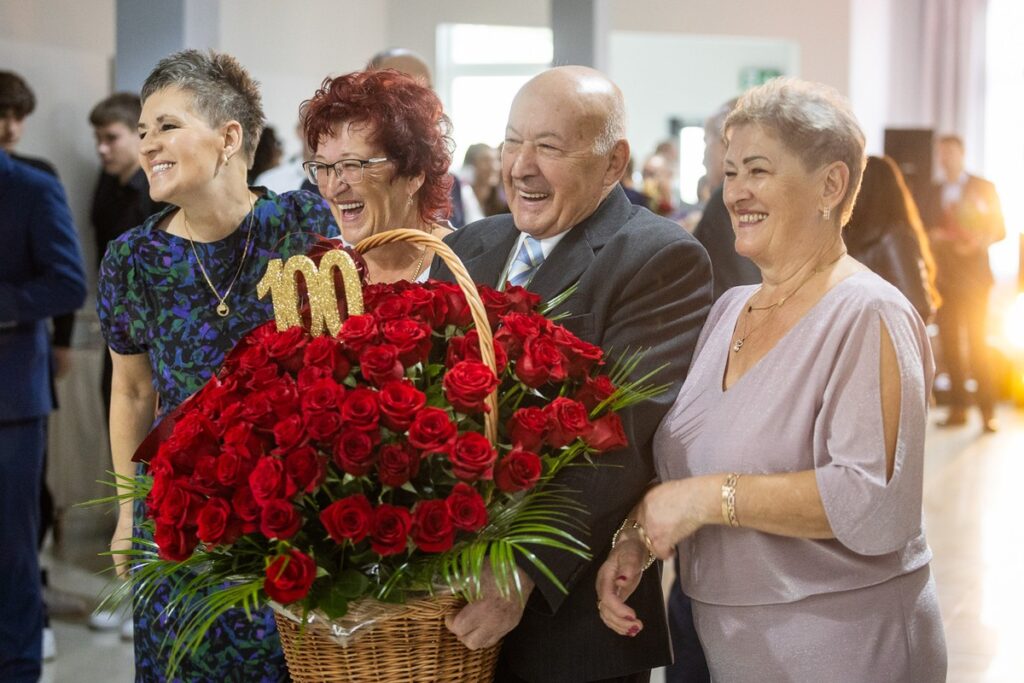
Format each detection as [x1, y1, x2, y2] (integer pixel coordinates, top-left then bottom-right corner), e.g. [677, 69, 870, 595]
[256, 249, 364, 337]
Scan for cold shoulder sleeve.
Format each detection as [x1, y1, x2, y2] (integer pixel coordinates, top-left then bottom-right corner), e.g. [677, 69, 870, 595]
[97, 236, 147, 355]
[813, 294, 934, 555]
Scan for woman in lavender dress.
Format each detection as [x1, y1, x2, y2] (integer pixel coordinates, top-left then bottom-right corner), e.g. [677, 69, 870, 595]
[595, 78, 946, 681]
[97, 50, 338, 681]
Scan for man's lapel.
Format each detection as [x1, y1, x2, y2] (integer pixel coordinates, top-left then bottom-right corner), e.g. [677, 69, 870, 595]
[457, 221, 520, 288]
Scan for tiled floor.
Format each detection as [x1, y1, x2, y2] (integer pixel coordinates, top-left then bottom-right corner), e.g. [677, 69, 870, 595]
[39, 406, 1023, 682]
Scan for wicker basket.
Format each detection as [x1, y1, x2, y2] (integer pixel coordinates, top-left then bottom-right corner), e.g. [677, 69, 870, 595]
[274, 595, 501, 682]
[273, 229, 503, 682]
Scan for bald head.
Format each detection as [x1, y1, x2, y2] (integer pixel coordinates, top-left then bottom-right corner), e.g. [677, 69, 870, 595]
[501, 66, 630, 238]
[367, 48, 432, 88]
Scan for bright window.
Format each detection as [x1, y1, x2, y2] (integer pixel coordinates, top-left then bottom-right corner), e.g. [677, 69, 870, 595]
[437, 24, 552, 170]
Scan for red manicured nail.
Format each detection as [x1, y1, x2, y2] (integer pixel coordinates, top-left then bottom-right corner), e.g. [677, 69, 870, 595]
[628, 625, 640, 636]
[617, 575, 627, 581]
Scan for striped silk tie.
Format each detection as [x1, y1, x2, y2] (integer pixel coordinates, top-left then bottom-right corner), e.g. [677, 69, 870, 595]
[506, 236, 545, 289]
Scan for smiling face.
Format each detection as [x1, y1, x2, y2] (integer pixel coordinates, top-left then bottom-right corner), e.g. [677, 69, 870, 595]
[314, 121, 422, 244]
[722, 124, 829, 267]
[138, 87, 230, 205]
[501, 74, 622, 239]
[94, 121, 141, 183]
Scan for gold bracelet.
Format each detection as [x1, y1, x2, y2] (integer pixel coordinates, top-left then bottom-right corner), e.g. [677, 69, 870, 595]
[611, 518, 656, 571]
[721, 473, 741, 527]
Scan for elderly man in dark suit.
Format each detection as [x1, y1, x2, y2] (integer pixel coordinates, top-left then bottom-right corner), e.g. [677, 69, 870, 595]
[435, 66, 713, 683]
[0, 149, 85, 682]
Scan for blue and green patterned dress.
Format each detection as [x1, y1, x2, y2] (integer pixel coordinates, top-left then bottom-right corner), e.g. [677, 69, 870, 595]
[97, 188, 339, 682]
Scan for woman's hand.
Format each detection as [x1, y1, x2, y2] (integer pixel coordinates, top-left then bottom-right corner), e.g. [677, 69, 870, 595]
[111, 509, 134, 579]
[595, 533, 648, 637]
[636, 477, 718, 559]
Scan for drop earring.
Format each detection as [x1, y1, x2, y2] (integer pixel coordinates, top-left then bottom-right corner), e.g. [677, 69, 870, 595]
[821, 206, 831, 221]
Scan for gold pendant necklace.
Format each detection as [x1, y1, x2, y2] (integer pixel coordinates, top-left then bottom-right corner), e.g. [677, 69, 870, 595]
[732, 249, 846, 353]
[183, 192, 256, 317]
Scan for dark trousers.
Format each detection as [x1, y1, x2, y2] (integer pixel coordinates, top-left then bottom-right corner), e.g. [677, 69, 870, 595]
[0, 418, 45, 682]
[936, 286, 996, 415]
[666, 557, 710, 682]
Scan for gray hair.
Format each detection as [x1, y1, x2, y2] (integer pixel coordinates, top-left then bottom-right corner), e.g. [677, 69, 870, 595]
[593, 90, 626, 156]
[725, 77, 865, 224]
[141, 49, 264, 166]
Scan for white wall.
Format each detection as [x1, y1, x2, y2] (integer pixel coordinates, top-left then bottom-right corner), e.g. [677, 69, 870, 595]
[219, 0, 388, 159]
[610, 32, 799, 166]
[848, 0, 892, 155]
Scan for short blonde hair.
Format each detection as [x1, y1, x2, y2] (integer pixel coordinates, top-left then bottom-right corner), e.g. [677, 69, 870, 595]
[725, 77, 866, 225]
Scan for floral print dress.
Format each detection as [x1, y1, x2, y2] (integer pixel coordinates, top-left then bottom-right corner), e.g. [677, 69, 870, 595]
[97, 188, 339, 682]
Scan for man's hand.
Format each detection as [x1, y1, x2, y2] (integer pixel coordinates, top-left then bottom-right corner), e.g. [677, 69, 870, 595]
[445, 562, 534, 650]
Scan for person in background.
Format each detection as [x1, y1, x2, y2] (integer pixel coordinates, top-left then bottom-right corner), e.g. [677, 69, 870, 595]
[97, 49, 339, 682]
[0, 146, 86, 683]
[367, 47, 467, 228]
[620, 156, 652, 208]
[301, 69, 453, 282]
[460, 142, 507, 222]
[845, 155, 939, 323]
[247, 124, 283, 184]
[434, 65, 713, 683]
[642, 152, 676, 216]
[254, 119, 319, 195]
[597, 77, 946, 682]
[693, 97, 760, 301]
[930, 134, 1005, 432]
[1, 69, 76, 662]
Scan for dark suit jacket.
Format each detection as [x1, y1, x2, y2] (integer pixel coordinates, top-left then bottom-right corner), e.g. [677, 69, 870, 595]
[929, 175, 1005, 293]
[693, 187, 760, 301]
[432, 186, 713, 682]
[0, 151, 86, 421]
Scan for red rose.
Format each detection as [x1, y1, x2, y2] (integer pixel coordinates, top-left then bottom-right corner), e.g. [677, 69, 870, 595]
[261, 326, 308, 372]
[154, 523, 197, 562]
[301, 377, 345, 415]
[231, 485, 261, 533]
[264, 549, 316, 604]
[411, 499, 455, 553]
[479, 286, 513, 327]
[445, 330, 508, 374]
[340, 388, 381, 432]
[574, 375, 617, 412]
[196, 497, 239, 546]
[338, 314, 379, 353]
[285, 446, 326, 493]
[402, 286, 448, 328]
[506, 406, 551, 451]
[223, 421, 266, 459]
[303, 335, 338, 372]
[359, 344, 405, 386]
[378, 381, 427, 431]
[156, 482, 203, 528]
[241, 391, 277, 428]
[586, 413, 628, 452]
[495, 448, 543, 492]
[296, 365, 331, 391]
[496, 312, 545, 356]
[238, 343, 272, 372]
[377, 442, 420, 488]
[372, 294, 414, 320]
[515, 336, 568, 388]
[381, 319, 432, 366]
[248, 456, 294, 504]
[216, 447, 255, 487]
[190, 455, 221, 496]
[272, 413, 307, 452]
[166, 412, 218, 473]
[407, 407, 457, 453]
[448, 432, 497, 482]
[332, 430, 377, 476]
[445, 482, 488, 532]
[502, 284, 541, 314]
[544, 397, 593, 448]
[304, 409, 344, 442]
[370, 504, 412, 556]
[146, 456, 175, 509]
[260, 498, 302, 540]
[443, 360, 499, 414]
[320, 494, 374, 544]
[430, 282, 472, 327]
[241, 364, 280, 393]
[551, 326, 603, 378]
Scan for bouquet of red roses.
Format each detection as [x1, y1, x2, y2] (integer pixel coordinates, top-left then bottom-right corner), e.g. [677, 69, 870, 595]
[107, 234, 661, 672]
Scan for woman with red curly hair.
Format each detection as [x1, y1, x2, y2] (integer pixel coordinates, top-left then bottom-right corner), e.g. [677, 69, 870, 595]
[302, 70, 454, 283]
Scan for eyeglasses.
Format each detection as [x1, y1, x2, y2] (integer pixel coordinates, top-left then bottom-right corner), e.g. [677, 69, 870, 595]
[302, 157, 389, 185]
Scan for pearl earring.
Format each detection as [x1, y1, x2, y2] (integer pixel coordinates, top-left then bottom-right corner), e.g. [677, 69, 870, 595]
[821, 206, 831, 221]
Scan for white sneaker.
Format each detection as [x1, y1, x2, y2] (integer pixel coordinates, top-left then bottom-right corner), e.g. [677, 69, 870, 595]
[87, 604, 129, 631]
[42, 627, 56, 661]
[120, 617, 134, 642]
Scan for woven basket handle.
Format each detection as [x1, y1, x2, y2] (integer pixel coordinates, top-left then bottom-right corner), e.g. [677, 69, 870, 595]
[355, 228, 499, 445]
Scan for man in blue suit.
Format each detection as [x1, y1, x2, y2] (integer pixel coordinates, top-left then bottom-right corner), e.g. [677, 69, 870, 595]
[0, 149, 85, 682]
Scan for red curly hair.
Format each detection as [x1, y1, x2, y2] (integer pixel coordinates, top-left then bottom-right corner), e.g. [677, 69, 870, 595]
[302, 70, 454, 225]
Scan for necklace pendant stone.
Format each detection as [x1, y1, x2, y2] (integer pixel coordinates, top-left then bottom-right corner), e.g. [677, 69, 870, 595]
[732, 339, 744, 353]
[216, 302, 230, 317]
